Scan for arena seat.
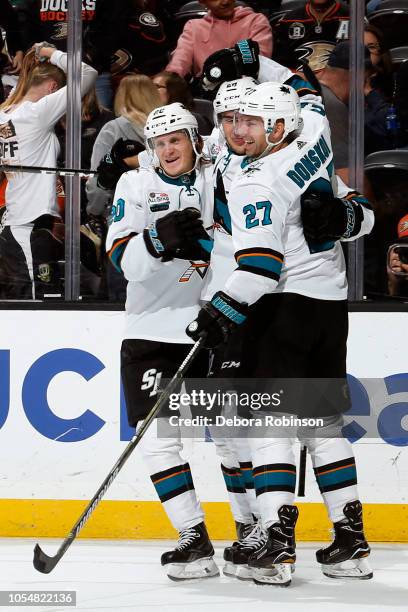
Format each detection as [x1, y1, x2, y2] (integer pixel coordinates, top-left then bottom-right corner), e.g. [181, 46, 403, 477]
[193, 98, 214, 121]
[174, 0, 248, 23]
[368, 0, 408, 49]
[364, 150, 408, 208]
[389, 46, 408, 69]
[365, 149, 408, 174]
[269, 0, 306, 25]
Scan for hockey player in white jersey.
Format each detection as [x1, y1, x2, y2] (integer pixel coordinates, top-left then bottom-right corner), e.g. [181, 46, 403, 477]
[0, 44, 97, 299]
[106, 103, 218, 581]
[204, 77, 262, 579]
[187, 82, 374, 586]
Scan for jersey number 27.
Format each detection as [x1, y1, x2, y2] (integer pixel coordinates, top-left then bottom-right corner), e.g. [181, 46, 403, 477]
[243, 200, 272, 229]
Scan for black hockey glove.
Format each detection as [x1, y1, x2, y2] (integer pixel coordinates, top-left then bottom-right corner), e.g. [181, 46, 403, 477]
[202, 39, 260, 90]
[301, 191, 364, 243]
[96, 138, 144, 190]
[186, 291, 248, 349]
[143, 208, 213, 261]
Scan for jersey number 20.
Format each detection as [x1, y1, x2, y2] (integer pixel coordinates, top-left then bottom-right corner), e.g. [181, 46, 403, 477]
[243, 200, 272, 229]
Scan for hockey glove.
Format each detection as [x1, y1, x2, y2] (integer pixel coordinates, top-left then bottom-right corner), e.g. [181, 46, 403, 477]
[96, 138, 144, 190]
[202, 39, 260, 90]
[301, 191, 364, 243]
[143, 208, 213, 261]
[186, 291, 248, 349]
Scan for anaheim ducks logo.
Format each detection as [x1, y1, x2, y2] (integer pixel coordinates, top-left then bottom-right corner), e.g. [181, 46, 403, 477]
[52, 22, 68, 40]
[0, 120, 16, 139]
[296, 41, 335, 72]
[179, 262, 208, 283]
[110, 49, 132, 75]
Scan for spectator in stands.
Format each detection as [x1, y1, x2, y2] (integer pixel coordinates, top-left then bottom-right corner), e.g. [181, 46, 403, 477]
[107, 0, 169, 82]
[19, 0, 114, 108]
[0, 44, 97, 300]
[86, 74, 161, 217]
[387, 214, 408, 297]
[317, 42, 392, 172]
[272, 0, 350, 71]
[166, 0, 272, 79]
[0, 0, 24, 75]
[366, 0, 382, 14]
[86, 73, 161, 301]
[152, 71, 213, 134]
[57, 87, 114, 189]
[364, 23, 393, 97]
[396, 60, 408, 147]
[315, 41, 351, 182]
[56, 86, 114, 294]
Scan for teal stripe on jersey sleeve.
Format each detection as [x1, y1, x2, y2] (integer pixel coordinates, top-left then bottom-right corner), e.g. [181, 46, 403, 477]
[238, 254, 283, 275]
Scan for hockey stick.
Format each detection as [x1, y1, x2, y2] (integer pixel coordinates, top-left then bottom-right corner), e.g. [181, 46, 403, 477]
[297, 444, 307, 497]
[0, 163, 96, 178]
[33, 337, 205, 574]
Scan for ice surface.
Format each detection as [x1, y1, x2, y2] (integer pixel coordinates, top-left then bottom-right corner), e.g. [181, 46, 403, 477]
[1, 538, 407, 612]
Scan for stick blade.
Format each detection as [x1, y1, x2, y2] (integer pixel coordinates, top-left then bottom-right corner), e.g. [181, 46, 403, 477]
[33, 543, 60, 574]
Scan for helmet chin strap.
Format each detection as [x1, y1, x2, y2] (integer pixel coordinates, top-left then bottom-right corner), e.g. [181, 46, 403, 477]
[252, 122, 286, 161]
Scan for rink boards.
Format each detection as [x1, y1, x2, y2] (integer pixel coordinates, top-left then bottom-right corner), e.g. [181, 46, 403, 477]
[0, 309, 407, 541]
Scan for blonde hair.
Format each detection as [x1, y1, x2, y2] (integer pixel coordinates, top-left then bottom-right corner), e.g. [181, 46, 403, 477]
[0, 48, 66, 111]
[114, 74, 161, 126]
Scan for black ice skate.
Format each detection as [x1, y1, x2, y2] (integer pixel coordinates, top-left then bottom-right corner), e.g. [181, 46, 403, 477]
[223, 522, 267, 580]
[316, 500, 373, 580]
[161, 522, 219, 581]
[248, 505, 298, 586]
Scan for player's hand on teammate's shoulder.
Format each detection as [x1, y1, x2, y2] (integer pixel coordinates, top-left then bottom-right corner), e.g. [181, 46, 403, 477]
[301, 191, 360, 243]
[97, 139, 144, 191]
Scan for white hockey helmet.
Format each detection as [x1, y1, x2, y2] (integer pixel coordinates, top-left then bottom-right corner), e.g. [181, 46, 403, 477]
[213, 76, 258, 126]
[238, 81, 302, 147]
[144, 102, 201, 166]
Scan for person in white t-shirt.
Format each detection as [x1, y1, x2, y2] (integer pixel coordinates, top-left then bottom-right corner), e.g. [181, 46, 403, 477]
[0, 44, 97, 299]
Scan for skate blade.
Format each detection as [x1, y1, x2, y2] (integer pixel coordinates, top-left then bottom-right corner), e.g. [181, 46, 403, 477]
[252, 563, 292, 586]
[223, 562, 253, 581]
[166, 557, 219, 581]
[321, 556, 373, 580]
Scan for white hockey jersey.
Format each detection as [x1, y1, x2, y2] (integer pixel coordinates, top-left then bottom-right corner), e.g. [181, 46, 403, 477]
[202, 144, 242, 301]
[0, 50, 97, 225]
[106, 164, 214, 342]
[222, 104, 374, 306]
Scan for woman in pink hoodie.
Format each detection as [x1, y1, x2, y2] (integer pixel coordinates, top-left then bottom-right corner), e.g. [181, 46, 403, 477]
[166, 0, 272, 78]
